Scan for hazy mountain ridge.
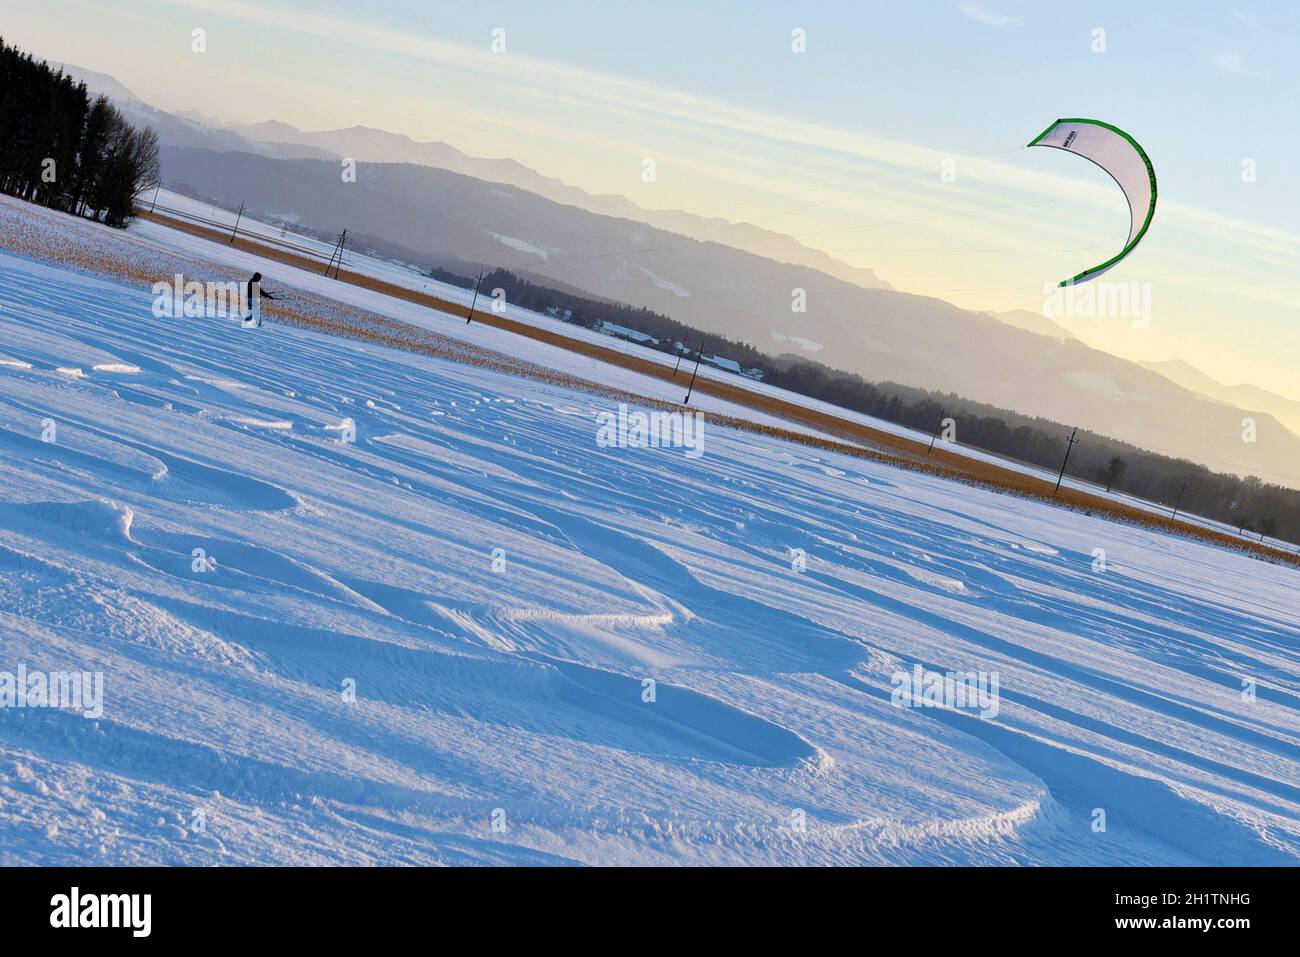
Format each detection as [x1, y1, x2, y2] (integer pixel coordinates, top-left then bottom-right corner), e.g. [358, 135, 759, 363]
[49, 58, 894, 289]
[991, 309, 1076, 341]
[228, 120, 894, 291]
[1141, 359, 1300, 437]
[48, 61, 142, 104]
[49, 62, 340, 161]
[46, 58, 1299, 485]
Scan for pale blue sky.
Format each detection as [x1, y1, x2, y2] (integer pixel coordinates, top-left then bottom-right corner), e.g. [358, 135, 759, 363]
[4, 0, 1297, 395]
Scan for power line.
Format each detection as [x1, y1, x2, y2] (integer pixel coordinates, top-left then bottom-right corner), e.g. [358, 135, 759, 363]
[927, 407, 947, 454]
[466, 269, 484, 325]
[1170, 481, 1187, 520]
[1054, 427, 1079, 494]
[683, 341, 706, 405]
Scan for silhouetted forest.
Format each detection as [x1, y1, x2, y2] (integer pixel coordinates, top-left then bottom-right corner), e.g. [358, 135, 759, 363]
[0, 38, 159, 227]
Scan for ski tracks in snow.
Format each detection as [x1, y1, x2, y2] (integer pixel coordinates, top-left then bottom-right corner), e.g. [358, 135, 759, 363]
[2, 248, 1299, 865]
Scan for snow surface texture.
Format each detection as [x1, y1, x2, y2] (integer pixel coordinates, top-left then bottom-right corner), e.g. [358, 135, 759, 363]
[1, 249, 1299, 866]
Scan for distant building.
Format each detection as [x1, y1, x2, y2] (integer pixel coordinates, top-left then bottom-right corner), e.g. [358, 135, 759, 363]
[702, 352, 765, 381]
[545, 305, 574, 322]
[599, 321, 659, 346]
[701, 354, 741, 374]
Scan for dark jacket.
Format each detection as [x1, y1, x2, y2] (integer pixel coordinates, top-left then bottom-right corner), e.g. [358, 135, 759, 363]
[244, 275, 277, 314]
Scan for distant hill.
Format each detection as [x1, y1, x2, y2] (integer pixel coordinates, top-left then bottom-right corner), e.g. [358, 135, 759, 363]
[48, 61, 143, 104]
[1141, 359, 1300, 437]
[48, 62, 339, 160]
[228, 120, 894, 292]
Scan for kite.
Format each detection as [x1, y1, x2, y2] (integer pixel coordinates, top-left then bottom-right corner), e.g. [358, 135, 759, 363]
[1028, 118, 1157, 286]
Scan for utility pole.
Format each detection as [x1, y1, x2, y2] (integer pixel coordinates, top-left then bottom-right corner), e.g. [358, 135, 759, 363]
[149, 181, 161, 213]
[321, 231, 345, 278]
[324, 229, 348, 278]
[1054, 427, 1078, 494]
[683, 342, 705, 405]
[1170, 481, 1187, 520]
[466, 269, 484, 324]
[230, 201, 245, 245]
[671, 341, 686, 378]
[927, 408, 948, 454]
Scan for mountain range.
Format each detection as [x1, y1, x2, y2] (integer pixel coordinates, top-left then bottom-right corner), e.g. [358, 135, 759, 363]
[226, 120, 894, 292]
[45, 58, 1300, 486]
[1140, 359, 1300, 438]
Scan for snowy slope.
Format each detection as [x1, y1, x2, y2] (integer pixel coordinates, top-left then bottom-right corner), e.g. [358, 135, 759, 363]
[2, 248, 1299, 866]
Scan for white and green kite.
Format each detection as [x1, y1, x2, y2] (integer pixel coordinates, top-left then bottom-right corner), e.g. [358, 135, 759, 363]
[1028, 118, 1157, 286]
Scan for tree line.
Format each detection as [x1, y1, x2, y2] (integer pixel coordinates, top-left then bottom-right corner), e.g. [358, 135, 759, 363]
[0, 38, 159, 227]
[770, 360, 1298, 545]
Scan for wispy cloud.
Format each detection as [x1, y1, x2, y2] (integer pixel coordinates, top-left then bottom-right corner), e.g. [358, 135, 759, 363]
[1213, 52, 1267, 77]
[145, 0, 1298, 291]
[956, 1, 1020, 28]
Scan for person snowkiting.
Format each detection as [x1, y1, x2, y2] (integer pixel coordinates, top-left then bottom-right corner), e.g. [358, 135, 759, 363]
[243, 271, 278, 327]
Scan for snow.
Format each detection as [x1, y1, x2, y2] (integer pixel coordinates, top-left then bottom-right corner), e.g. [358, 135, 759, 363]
[772, 332, 826, 353]
[634, 265, 691, 298]
[2, 236, 1299, 866]
[486, 232, 556, 262]
[703, 354, 743, 374]
[599, 322, 659, 345]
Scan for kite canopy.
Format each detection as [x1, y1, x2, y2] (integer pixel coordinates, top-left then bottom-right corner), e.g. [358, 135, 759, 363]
[1028, 118, 1157, 286]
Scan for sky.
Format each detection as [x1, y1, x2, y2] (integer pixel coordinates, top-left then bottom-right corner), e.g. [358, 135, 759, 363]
[4, 0, 1298, 398]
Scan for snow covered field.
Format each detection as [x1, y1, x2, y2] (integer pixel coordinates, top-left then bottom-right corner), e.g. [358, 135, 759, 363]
[2, 245, 1299, 866]
[136, 191, 1300, 556]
